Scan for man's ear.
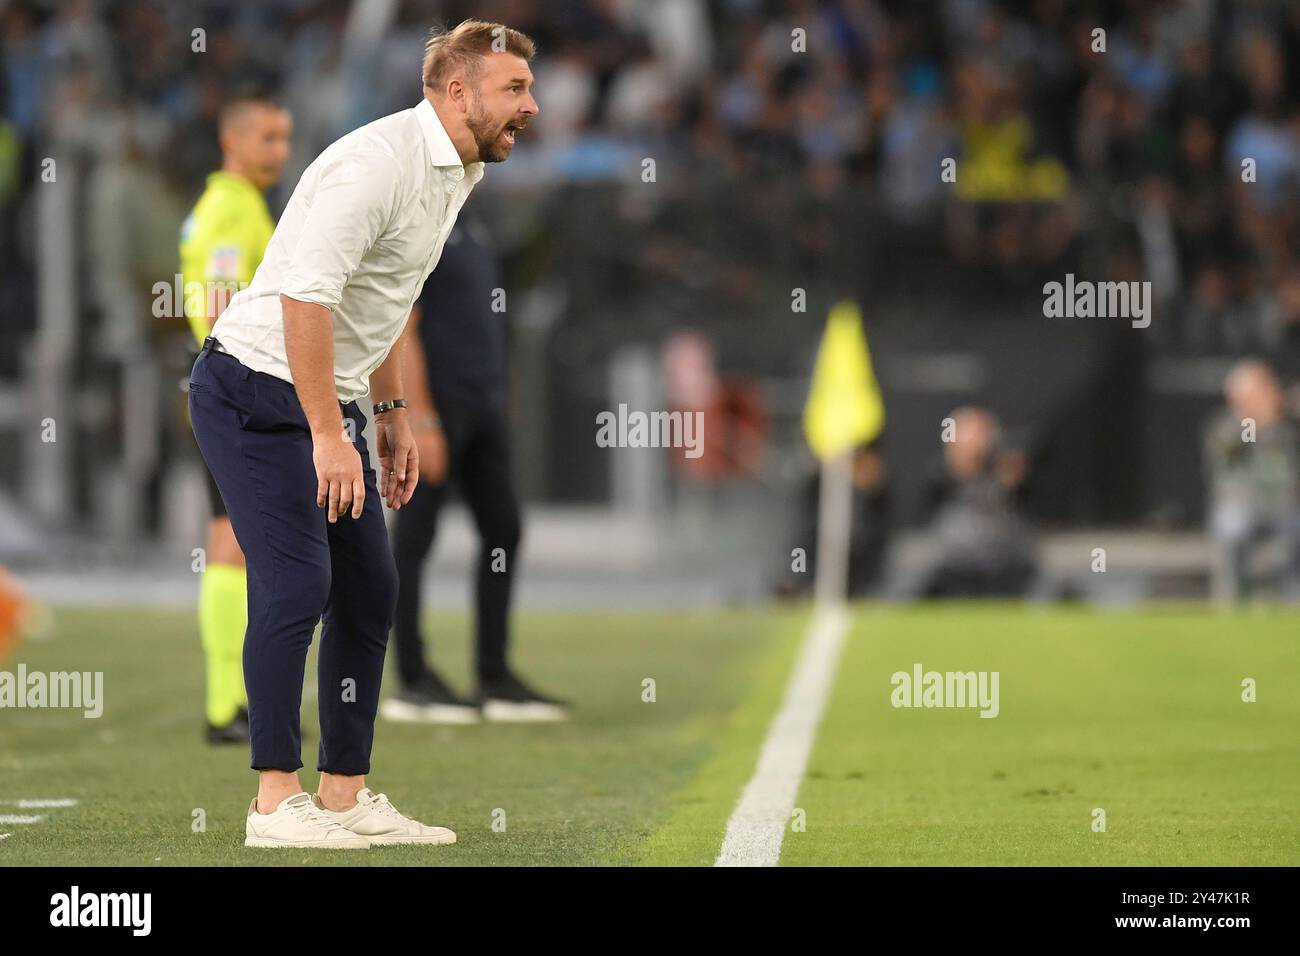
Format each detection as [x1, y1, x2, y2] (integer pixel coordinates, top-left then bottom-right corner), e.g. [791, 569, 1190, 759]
[446, 78, 468, 113]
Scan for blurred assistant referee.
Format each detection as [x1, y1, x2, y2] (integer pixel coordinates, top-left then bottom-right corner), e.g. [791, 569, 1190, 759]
[180, 89, 291, 745]
[188, 20, 538, 850]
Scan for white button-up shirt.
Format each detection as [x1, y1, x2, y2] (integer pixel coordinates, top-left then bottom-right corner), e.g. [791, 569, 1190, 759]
[212, 98, 485, 403]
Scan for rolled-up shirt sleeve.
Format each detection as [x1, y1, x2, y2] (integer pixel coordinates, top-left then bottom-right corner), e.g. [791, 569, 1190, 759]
[280, 150, 403, 311]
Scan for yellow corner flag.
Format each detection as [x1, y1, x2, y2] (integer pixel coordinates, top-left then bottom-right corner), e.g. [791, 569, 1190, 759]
[803, 300, 884, 459]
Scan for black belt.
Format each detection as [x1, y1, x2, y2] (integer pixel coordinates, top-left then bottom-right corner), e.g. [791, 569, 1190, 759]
[201, 336, 228, 355]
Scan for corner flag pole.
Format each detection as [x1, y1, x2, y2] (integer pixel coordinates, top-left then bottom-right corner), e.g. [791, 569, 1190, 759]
[813, 449, 854, 608]
[802, 301, 884, 607]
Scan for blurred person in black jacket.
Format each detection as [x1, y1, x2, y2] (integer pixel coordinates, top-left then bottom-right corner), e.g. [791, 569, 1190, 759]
[386, 216, 567, 724]
[775, 440, 892, 598]
[916, 407, 1037, 599]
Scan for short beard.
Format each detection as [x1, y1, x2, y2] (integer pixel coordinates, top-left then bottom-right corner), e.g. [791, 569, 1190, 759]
[466, 98, 510, 163]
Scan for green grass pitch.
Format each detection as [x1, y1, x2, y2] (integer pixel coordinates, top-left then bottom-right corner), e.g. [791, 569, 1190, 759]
[1, 604, 1295, 865]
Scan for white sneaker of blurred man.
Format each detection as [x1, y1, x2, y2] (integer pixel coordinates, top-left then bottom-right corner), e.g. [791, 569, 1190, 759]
[380, 676, 480, 725]
[245, 792, 371, 849]
[476, 670, 570, 723]
[313, 788, 456, 845]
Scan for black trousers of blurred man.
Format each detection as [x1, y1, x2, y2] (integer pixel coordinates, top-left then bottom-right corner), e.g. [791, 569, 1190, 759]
[386, 218, 567, 724]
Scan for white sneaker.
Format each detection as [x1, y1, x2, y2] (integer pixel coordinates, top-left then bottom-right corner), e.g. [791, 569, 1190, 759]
[313, 788, 456, 846]
[476, 673, 570, 723]
[481, 699, 569, 723]
[380, 696, 481, 725]
[245, 792, 371, 849]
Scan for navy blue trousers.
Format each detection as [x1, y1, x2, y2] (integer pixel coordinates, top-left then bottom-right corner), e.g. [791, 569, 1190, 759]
[188, 340, 397, 775]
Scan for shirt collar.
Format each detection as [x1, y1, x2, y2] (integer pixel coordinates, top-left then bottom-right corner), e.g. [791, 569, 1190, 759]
[208, 169, 260, 196]
[415, 98, 485, 185]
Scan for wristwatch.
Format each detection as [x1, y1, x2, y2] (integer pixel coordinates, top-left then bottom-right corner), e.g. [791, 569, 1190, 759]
[373, 399, 407, 415]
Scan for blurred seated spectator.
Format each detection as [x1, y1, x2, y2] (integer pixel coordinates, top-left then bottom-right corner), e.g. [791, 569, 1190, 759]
[1203, 360, 1300, 600]
[952, 59, 1068, 204]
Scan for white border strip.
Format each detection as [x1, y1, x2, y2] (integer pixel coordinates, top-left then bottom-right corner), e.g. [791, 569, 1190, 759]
[714, 604, 850, 866]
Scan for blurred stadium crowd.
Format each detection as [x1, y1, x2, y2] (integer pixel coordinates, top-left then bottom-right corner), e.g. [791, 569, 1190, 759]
[0, 1, 1296, 332]
[6, 1, 1300, 345]
[3, 0, 1300, 600]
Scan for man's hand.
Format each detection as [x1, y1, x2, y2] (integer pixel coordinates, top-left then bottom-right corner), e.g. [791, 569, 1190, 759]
[412, 420, 448, 485]
[314, 429, 365, 522]
[376, 409, 419, 509]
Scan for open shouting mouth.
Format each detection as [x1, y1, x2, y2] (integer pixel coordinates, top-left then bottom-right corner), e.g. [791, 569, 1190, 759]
[503, 119, 527, 145]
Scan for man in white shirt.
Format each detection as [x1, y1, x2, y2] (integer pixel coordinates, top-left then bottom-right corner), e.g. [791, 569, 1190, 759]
[188, 19, 538, 850]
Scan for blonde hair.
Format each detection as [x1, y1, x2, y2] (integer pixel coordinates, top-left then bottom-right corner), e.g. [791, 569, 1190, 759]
[422, 19, 536, 93]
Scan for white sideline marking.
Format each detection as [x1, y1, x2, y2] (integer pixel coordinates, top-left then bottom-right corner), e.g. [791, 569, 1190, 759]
[0, 815, 46, 825]
[0, 798, 78, 808]
[714, 605, 850, 867]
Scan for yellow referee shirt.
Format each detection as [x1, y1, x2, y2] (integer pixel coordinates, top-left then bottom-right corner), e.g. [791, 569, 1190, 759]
[179, 170, 274, 347]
